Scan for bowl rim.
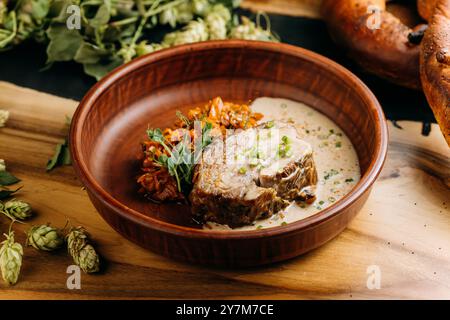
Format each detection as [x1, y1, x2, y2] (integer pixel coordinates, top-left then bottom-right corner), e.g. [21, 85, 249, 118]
[70, 40, 388, 240]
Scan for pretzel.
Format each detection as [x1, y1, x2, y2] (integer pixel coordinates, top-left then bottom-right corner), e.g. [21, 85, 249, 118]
[420, 0, 450, 145]
[321, 0, 424, 89]
[417, 0, 438, 20]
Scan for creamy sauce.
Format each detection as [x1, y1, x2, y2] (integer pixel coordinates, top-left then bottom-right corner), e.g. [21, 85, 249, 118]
[204, 97, 361, 231]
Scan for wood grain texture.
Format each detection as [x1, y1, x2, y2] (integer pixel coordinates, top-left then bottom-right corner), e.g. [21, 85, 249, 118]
[0, 81, 449, 299]
[241, 0, 322, 18]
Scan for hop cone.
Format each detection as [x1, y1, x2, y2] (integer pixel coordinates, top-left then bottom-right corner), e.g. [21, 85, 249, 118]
[66, 227, 100, 273]
[27, 224, 64, 251]
[2, 199, 32, 221]
[0, 230, 23, 285]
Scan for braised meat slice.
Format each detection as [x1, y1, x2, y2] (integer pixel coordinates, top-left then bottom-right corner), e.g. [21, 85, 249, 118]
[189, 121, 318, 228]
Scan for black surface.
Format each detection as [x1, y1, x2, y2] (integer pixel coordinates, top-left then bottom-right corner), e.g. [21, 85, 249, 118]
[0, 13, 435, 123]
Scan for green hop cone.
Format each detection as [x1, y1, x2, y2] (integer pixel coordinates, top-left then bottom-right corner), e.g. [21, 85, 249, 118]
[192, 0, 210, 16]
[27, 224, 64, 251]
[78, 243, 100, 273]
[135, 41, 167, 57]
[230, 16, 279, 42]
[2, 199, 32, 221]
[66, 227, 100, 273]
[0, 230, 23, 285]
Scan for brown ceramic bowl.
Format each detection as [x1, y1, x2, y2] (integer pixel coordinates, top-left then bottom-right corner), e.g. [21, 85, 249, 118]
[70, 40, 388, 267]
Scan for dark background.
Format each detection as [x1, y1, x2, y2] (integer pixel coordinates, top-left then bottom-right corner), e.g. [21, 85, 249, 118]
[0, 12, 435, 125]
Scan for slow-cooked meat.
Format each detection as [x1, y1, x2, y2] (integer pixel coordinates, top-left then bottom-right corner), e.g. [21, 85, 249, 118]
[189, 121, 318, 228]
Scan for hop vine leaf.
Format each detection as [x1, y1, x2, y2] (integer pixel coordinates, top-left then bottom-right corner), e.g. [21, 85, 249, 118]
[0, 0, 278, 81]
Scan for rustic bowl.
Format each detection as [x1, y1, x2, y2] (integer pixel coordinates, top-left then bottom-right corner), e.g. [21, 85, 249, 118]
[70, 40, 388, 267]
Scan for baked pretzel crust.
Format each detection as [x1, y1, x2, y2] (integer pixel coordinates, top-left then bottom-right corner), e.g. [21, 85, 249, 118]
[420, 0, 450, 145]
[417, 0, 439, 20]
[321, 0, 421, 89]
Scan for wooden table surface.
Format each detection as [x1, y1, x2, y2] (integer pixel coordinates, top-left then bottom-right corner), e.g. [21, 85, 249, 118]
[0, 0, 450, 300]
[0, 79, 449, 300]
[241, 0, 321, 18]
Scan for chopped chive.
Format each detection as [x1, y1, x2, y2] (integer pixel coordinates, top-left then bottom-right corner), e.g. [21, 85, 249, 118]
[265, 121, 275, 129]
[324, 169, 339, 180]
[249, 158, 258, 167]
[285, 149, 293, 157]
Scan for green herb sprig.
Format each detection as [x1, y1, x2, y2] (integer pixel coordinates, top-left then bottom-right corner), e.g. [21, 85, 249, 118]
[146, 121, 212, 193]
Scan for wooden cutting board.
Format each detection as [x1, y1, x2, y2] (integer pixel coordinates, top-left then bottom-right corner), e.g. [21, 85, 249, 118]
[241, 0, 322, 18]
[0, 81, 449, 299]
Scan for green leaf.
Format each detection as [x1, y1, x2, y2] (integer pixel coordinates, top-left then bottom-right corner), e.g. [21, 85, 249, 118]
[103, 24, 136, 43]
[31, 0, 52, 20]
[0, 171, 20, 186]
[82, 57, 123, 80]
[49, 0, 76, 22]
[157, 154, 168, 166]
[0, 187, 21, 200]
[61, 144, 72, 165]
[85, 3, 111, 28]
[3, 11, 17, 32]
[147, 128, 165, 144]
[202, 122, 213, 147]
[167, 158, 177, 176]
[74, 41, 109, 64]
[46, 23, 83, 62]
[46, 139, 71, 171]
[47, 143, 63, 171]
